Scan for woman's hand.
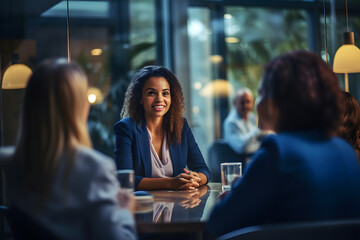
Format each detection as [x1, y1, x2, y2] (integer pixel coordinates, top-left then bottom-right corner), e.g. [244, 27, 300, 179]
[180, 197, 201, 209]
[217, 190, 230, 200]
[169, 173, 200, 190]
[177, 188, 202, 209]
[183, 168, 208, 186]
[183, 168, 202, 183]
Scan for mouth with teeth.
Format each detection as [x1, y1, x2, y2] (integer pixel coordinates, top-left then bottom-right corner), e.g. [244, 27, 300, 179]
[153, 105, 165, 111]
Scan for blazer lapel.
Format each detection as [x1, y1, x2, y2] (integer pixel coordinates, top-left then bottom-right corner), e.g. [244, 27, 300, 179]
[136, 122, 152, 177]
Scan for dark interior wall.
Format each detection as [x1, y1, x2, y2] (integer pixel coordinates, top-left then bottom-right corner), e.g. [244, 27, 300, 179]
[0, 0, 65, 146]
[1, 89, 25, 146]
[0, 0, 25, 146]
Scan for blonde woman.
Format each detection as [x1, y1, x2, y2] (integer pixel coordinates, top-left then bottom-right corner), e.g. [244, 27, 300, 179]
[4, 59, 136, 240]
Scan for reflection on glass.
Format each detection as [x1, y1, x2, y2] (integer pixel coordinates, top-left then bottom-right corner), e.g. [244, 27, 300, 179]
[134, 185, 211, 223]
[225, 7, 308, 98]
[209, 55, 223, 64]
[320, 14, 360, 92]
[200, 80, 234, 98]
[188, 7, 215, 161]
[153, 202, 174, 223]
[130, 0, 156, 70]
[224, 13, 232, 19]
[75, 0, 156, 156]
[225, 37, 240, 43]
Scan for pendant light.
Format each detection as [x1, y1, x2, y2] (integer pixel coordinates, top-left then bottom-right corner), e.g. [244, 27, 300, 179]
[333, 0, 360, 92]
[66, 0, 71, 62]
[322, 0, 328, 64]
[2, 54, 32, 90]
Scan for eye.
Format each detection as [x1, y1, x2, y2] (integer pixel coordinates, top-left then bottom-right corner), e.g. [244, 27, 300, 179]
[163, 91, 170, 96]
[147, 91, 155, 96]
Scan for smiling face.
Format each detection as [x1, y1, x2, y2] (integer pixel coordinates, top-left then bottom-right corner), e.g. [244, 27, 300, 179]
[141, 77, 171, 120]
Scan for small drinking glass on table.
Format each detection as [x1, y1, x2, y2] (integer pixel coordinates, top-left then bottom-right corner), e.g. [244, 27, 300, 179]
[117, 169, 135, 193]
[221, 162, 242, 192]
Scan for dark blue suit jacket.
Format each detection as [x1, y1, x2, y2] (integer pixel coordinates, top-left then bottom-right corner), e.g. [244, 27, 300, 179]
[114, 117, 211, 188]
[207, 131, 360, 237]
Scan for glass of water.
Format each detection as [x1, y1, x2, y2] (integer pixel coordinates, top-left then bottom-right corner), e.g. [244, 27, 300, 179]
[221, 162, 242, 191]
[117, 169, 135, 193]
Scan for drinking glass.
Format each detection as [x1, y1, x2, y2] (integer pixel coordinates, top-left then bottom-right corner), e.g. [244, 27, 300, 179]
[221, 162, 242, 191]
[117, 169, 135, 193]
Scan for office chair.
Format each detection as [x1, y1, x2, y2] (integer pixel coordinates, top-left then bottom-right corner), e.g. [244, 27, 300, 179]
[217, 219, 360, 240]
[1, 205, 60, 240]
[208, 139, 250, 182]
[0, 205, 12, 240]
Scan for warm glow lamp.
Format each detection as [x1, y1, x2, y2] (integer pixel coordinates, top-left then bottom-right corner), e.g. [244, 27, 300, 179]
[200, 79, 234, 97]
[333, 32, 360, 92]
[2, 63, 32, 89]
[333, 0, 360, 92]
[87, 87, 104, 104]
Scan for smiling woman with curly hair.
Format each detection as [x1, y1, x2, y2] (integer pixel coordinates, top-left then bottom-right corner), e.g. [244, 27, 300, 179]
[114, 66, 210, 190]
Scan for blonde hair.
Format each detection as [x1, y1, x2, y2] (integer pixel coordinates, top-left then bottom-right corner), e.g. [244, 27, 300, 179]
[14, 58, 91, 203]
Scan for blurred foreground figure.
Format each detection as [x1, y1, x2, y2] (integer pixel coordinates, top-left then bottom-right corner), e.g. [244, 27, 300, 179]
[207, 50, 360, 237]
[4, 59, 137, 240]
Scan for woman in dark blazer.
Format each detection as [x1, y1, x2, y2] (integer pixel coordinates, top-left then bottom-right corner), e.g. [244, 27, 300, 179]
[114, 66, 210, 190]
[207, 50, 360, 237]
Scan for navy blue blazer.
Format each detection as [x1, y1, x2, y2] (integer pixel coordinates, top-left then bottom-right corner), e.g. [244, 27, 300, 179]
[114, 117, 211, 188]
[207, 131, 360, 237]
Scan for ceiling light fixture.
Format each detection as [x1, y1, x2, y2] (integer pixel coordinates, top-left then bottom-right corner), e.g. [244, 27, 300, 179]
[333, 0, 360, 92]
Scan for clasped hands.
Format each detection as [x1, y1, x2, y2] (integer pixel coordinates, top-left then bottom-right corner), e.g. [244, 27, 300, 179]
[172, 168, 202, 190]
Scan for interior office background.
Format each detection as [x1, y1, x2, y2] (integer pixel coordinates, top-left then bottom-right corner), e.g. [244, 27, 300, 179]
[1, 0, 360, 164]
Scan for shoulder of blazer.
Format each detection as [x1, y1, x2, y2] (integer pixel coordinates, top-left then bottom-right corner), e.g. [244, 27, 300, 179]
[115, 117, 146, 133]
[182, 117, 190, 135]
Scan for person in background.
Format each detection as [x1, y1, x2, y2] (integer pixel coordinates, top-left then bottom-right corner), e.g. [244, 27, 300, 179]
[4, 59, 137, 240]
[223, 88, 266, 154]
[207, 50, 360, 237]
[339, 91, 360, 162]
[114, 66, 210, 190]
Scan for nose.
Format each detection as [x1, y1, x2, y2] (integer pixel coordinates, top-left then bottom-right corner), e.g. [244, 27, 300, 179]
[155, 93, 163, 102]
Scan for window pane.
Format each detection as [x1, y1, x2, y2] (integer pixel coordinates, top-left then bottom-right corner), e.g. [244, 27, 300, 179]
[225, 7, 308, 98]
[130, 0, 156, 70]
[188, 7, 215, 161]
[320, 12, 360, 97]
[82, 0, 156, 156]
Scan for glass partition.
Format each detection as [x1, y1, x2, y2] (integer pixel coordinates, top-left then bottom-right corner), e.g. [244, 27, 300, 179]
[320, 11, 360, 98]
[0, 0, 156, 156]
[1, 0, 360, 157]
[188, 7, 215, 161]
[225, 7, 308, 100]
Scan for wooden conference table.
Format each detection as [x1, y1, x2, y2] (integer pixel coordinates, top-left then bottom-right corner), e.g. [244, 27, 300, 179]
[135, 182, 222, 239]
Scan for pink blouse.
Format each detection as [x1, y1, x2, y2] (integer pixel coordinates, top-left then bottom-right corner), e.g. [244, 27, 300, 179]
[147, 129, 174, 178]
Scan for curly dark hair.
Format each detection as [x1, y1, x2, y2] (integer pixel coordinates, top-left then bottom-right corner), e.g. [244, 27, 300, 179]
[260, 50, 343, 135]
[339, 91, 360, 151]
[121, 66, 185, 145]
